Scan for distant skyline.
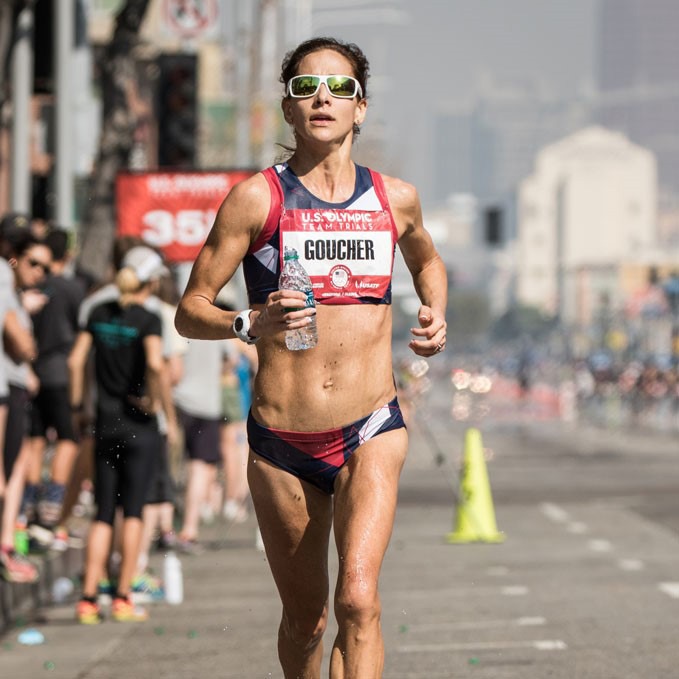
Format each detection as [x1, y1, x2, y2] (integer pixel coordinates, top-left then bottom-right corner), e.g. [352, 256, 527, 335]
[312, 0, 599, 204]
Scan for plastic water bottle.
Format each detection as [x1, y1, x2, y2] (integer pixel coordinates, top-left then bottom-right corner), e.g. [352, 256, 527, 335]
[14, 520, 29, 556]
[164, 551, 183, 605]
[52, 576, 74, 603]
[279, 246, 318, 351]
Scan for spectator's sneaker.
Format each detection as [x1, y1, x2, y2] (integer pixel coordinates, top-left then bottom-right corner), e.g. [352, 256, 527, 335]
[0, 549, 39, 584]
[175, 537, 204, 555]
[131, 571, 165, 603]
[76, 600, 103, 625]
[27, 523, 55, 549]
[112, 597, 148, 622]
[155, 531, 177, 551]
[97, 578, 116, 606]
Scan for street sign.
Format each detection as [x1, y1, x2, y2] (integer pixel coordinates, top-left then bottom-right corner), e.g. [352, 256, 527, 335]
[163, 0, 219, 39]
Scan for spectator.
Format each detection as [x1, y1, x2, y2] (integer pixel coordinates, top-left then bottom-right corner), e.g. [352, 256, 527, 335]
[0, 227, 50, 583]
[69, 246, 178, 624]
[23, 228, 86, 546]
[220, 338, 256, 523]
[173, 334, 231, 553]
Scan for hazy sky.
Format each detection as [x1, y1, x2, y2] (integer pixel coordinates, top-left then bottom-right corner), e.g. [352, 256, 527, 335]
[313, 0, 599, 203]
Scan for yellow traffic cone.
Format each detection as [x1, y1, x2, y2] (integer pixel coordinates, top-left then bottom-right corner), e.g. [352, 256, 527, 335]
[447, 427, 504, 543]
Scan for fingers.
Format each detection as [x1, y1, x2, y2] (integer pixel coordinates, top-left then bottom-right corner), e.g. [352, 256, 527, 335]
[409, 313, 447, 358]
[255, 290, 316, 337]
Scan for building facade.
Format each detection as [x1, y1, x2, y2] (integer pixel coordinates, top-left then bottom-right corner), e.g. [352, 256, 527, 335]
[517, 126, 657, 324]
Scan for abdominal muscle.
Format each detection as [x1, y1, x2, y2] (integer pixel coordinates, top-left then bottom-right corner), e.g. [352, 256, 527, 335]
[251, 304, 397, 432]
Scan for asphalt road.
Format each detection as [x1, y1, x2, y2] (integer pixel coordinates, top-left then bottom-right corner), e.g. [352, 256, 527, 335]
[1, 366, 678, 678]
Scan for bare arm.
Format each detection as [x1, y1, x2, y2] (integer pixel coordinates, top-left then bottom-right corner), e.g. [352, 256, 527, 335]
[144, 334, 178, 431]
[3, 308, 37, 363]
[174, 175, 269, 340]
[385, 176, 448, 356]
[67, 331, 93, 407]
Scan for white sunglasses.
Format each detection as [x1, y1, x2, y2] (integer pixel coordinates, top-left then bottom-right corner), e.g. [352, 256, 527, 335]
[287, 74, 363, 99]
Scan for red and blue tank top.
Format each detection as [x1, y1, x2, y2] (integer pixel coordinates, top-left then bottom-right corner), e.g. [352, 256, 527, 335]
[243, 162, 398, 306]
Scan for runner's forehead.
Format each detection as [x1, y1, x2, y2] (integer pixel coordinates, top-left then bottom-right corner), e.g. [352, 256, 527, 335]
[295, 49, 356, 77]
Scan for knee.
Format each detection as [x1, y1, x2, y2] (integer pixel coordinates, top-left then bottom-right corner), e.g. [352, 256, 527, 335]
[335, 583, 381, 630]
[280, 604, 328, 652]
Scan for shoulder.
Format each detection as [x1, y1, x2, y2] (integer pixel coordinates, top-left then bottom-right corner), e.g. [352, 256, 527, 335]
[208, 171, 275, 246]
[217, 172, 272, 222]
[378, 174, 420, 213]
[376, 173, 422, 235]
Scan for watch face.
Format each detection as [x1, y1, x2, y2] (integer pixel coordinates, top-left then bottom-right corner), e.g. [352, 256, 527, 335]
[234, 317, 244, 332]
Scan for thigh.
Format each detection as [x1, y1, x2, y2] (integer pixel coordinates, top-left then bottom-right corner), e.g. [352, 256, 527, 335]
[333, 428, 408, 590]
[119, 426, 161, 518]
[94, 434, 121, 525]
[4, 386, 30, 478]
[248, 450, 333, 617]
[42, 387, 78, 441]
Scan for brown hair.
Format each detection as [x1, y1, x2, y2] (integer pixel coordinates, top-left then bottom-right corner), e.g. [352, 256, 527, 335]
[280, 37, 370, 138]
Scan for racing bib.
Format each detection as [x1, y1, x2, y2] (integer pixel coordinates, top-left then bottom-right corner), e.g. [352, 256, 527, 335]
[279, 207, 395, 302]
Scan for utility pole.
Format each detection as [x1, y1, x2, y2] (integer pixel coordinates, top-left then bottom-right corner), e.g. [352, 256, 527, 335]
[10, 2, 33, 213]
[54, 0, 74, 228]
[234, 0, 252, 168]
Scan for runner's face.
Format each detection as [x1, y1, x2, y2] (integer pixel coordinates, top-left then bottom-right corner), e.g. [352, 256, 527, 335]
[283, 49, 366, 144]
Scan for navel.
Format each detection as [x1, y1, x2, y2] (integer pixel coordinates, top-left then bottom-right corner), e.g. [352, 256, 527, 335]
[323, 378, 334, 389]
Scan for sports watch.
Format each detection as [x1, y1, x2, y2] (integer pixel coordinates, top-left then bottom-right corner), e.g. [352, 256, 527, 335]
[232, 309, 259, 344]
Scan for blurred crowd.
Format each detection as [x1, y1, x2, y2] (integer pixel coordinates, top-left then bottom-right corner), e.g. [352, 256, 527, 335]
[481, 345, 679, 432]
[0, 212, 256, 624]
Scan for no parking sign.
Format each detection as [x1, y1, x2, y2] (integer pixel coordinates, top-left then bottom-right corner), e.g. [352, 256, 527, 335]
[163, 0, 219, 39]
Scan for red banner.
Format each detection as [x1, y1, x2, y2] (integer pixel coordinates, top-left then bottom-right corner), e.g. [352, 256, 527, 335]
[116, 170, 255, 263]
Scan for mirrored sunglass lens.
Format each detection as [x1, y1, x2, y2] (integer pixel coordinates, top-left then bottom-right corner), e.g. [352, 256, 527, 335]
[291, 76, 319, 96]
[327, 76, 356, 97]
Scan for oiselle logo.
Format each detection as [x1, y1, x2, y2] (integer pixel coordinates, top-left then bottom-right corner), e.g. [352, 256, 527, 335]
[329, 265, 352, 289]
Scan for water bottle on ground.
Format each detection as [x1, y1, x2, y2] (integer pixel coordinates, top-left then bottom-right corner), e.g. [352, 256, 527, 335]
[164, 551, 183, 605]
[52, 576, 74, 603]
[280, 246, 318, 351]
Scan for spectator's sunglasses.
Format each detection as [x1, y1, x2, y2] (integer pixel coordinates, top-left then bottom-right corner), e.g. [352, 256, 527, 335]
[27, 257, 50, 274]
[287, 74, 363, 100]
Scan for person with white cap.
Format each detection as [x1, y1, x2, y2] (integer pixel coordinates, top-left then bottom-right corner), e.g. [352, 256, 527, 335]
[68, 245, 179, 624]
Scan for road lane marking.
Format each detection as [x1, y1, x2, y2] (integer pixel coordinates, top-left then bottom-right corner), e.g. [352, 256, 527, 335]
[486, 566, 510, 576]
[659, 582, 679, 599]
[402, 616, 546, 632]
[391, 585, 526, 599]
[398, 639, 567, 653]
[618, 558, 644, 571]
[588, 539, 613, 553]
[501, 585, 528, 596]
[541, 503, 570, 523]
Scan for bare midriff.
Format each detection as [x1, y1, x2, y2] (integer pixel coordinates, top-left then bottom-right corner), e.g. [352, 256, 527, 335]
[251, 304, 396, 432]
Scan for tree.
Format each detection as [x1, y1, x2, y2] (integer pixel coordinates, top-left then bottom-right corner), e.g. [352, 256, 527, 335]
[76, 0, 150, 281]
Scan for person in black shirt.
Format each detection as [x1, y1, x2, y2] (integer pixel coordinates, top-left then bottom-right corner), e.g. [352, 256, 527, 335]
[68, 246, 178, 624]
[24, 229, 86, 537]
